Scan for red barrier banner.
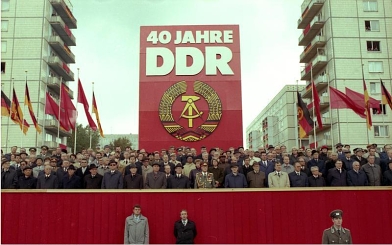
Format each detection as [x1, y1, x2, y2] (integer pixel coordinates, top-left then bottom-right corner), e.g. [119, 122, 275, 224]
[2, 188, 392, 244]
[139, 25, 243, 151]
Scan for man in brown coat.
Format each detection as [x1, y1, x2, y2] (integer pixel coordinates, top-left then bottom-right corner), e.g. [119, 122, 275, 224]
[247, 162, 265, 188]
[322, 209, 352, 244]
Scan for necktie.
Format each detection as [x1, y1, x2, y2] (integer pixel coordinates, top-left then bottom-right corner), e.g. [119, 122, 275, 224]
[177, 174, 180, 178]
[183, 221, 186, 226]
[297, 172, 300, 176]
[64, 168, 66, 172]
[338, 230, 341, 235]
[278, 173, 280, 177]
[264, 161, 267, 167]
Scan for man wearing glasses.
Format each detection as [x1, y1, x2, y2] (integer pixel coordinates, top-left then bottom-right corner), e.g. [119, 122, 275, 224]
[101, 159, 123, 189]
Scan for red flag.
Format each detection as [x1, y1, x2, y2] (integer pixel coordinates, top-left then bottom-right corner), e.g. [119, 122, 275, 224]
[329, 87, 366, 118]
[77, 79, 97, 131]
[311, 80, 322, 129]
[345, 87, 380, 112]
[45, 92, 70, 131]
[381, 79, 392, 110]
[363, 80, 372, 129]
[25, 82, 42, 133]
[92, 92, 104, 137]
[60, 83, 77, 130]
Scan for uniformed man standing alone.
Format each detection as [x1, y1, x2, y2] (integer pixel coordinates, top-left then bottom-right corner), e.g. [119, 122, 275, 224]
[322, 209, 352, 244]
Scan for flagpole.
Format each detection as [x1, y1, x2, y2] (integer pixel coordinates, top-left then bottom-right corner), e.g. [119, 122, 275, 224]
[57, 76, 63, 143]
[380, 78, 385, 128]
[327, 74, 334, 148]
[311, 66, 317, 149]
[21, 71, 28, 147]
[42, 78, 48, 146]
[89, 82, 94, 148]
[3, 81, 11, 151]
[295, 80, 301, 148]
[73, 68, 79, 154]
[361, 64, 370, 145]
[8, 78, 15, 152]
[343, 80, 349, 137]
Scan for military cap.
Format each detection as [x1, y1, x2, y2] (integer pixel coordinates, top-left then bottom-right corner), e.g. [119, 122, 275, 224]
[67, 165, 76, 170]
[175, 163, 183, 169]
[354, 148, 363, 153]
[41, 145, 49, 150]
[89, 164, 98, 169]
[330, 209, 343, 219]
[152, 162, 160, 166]
[23, 166, 32, 171]
[129, 163, 137, 168]
[29, 147, 37, 152]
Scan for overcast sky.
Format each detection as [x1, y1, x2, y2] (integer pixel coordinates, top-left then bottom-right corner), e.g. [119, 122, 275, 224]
[69, 0, 304, 141]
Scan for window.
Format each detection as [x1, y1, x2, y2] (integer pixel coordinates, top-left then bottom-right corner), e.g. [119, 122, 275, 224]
[363, 0, 378, 12]
[1, 41, 6, 53]
[370, 82, 381, 94]
[1, 0, 10, 11]
[365, 20, 380, 31]
[1, 20, 8, 31]
[373, 104, 386, 115]
[1, 62, 5, 73]
[367, 41, 380, 51]
[374, 125, 388, 137]
[368, 61, 383, 73]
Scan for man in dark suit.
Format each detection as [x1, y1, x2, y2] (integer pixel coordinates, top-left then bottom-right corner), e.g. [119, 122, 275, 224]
[347, 161, 368, 186]
[308, 166, 326, 187]
[342, 150, 355, 171]
[145, 162, 166, 189]
[307, 150, 325, 176]
[242, 157, 253, 177]
[37, 165, 59, 189]
[84, 164, 103, 189]
[259, 152, 275, 186]
[289, 162, 309, 187]
[56, 160, 71, 188]
[298, 157, 311, 176]
[170, 164, 190, 189]
[1, 159, 18, 189]
[159, 154, 175, 175]
[351, 148, 367, 166]
[75, 159, 90, 187]
[17, 166, 37, 189]
[124, 163, 144, 189]
[173, 209, 197, 244]
[384, 161, 392, 186]
[62, 165, 81, 189]
[327, 160, 347, 186]
[380, 150, 392, 173]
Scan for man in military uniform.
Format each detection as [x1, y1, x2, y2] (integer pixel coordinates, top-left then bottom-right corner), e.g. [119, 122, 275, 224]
[322, 209, 352, 244]
[195, 162, 215, 188]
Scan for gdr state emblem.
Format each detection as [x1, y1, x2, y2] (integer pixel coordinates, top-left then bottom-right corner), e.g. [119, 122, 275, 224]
[159, 81, 222, 142]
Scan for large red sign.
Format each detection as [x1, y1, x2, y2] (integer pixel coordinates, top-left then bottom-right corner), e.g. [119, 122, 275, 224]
[139, 25, 242, 151]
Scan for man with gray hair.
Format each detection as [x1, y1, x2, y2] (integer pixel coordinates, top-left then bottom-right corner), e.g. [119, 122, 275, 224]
[361, 155, 382, 186]
[308, 166, 326, 187]
[347, 161, 368, 186]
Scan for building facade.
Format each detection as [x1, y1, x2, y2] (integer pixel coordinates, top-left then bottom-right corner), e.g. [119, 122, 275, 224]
[246, 85, 306, 151]
[1, 0, 77, 152]
[99, 134, 138, 151]
[298, 0, 392, 149]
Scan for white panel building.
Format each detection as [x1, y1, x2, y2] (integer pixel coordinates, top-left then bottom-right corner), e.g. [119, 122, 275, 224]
[1, 0, 77, 152]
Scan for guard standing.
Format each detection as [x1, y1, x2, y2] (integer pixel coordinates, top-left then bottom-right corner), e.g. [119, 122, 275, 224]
[322, 209, 352, 244]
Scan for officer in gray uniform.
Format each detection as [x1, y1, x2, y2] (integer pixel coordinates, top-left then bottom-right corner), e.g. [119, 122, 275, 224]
[322, 209, 352, 244]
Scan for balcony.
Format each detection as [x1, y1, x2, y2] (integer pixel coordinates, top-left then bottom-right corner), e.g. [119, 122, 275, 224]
[49, 16, 76, 46]
[302, 75, 328, 98]
[300, 36, 326, 63]
[298, 16, 325, 46]
[307, 95, 330, 113]
[43, 140, 58, 149]
[44, 56, 75, 81]
[48, 36, 75, 63]
[300, 54, 327, 81]
[43, 119, 72, 137]
[298, 0, 325, 29]
[46, 77, 74, 99]
[50, 0, 77, 29]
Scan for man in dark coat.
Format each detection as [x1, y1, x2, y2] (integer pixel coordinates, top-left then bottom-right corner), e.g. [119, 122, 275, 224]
[37, 165, 59, 189]
[384, 161, 392, 186]
[307, 151, 326, 176]
[84, 164, 103, 189]
[347, 161, 368, 186]
[145, 162, 166, 189]
[75, 158, 90, 187]
[342, 150, 355, 171]
[1, 159, 18, 189]
[62, 165, 81, 189]
[170, 164, 190, 189]
[289, 162, 309, 187]
[351, 148, 367, 166]
[308, 166, 326, 187]
[298, 157, 311, 176]
[124, 164, 144, 189]
[173, 209, 197, 244]
[17, 166, 37, 189]
[102, 160, 123, 189]
[327, 160, 347, 186]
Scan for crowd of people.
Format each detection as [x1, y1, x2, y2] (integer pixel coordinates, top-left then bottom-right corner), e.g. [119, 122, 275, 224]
[1, 143, 392, 189]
